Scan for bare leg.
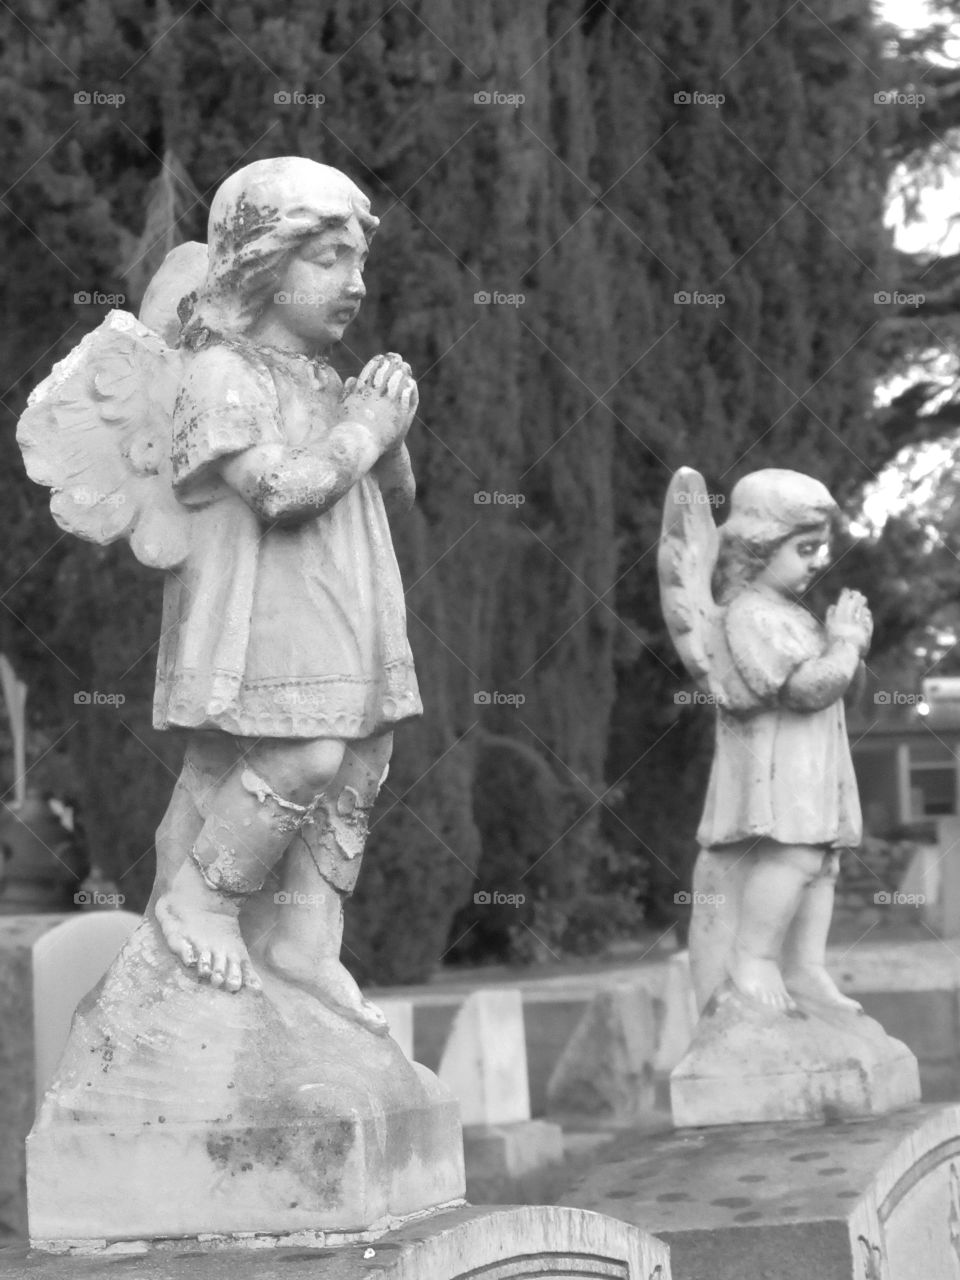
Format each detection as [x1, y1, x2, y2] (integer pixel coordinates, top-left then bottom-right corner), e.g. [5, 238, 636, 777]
[264, 842, 387, 1033]
[688, 847, 748, 1011]
[782, 852, 861, 1011]
[157, 856, 261, 994]
[156, 737, 345, 994]
[727, 843, 825, 1011]
[263, 734, 392, 1032]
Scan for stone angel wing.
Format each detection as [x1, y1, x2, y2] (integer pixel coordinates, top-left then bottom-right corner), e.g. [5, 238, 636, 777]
[17, 309, 190, 571]
[657, 467, 724, 698]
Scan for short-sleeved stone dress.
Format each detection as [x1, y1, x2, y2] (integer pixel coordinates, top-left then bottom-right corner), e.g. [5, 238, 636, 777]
[152, 340, 422, 741]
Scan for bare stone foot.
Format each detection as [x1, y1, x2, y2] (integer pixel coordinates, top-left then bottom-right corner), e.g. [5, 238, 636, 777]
[727, 951, 796, 1012]
[156, 857, 261, 994]
[784, 963, 862, 1012]
[264, 936, 388, 1034]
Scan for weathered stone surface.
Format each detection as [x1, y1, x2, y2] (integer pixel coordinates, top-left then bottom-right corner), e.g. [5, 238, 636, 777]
[0, 1205, 671, 1278]
[28, 920, 464, 1246]
[437, 991, 530, 1126]
[563, 1101, 960, 1280]
[670, 980, 920, 1127]
[546, 984, 657, 1122]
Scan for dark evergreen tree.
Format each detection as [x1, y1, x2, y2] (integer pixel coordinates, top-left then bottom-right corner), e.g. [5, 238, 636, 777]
[0, 0, 924, 976]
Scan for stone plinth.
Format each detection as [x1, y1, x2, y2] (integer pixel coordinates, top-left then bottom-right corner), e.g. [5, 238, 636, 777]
[562, 1102, 960, 1280]
[670, 980, 920, 1127]
[28, 919, 464, 1248]
[0, 1204, 671, 1278]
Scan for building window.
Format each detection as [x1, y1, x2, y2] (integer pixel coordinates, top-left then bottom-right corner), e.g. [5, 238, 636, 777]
[908, 740, 959, 819]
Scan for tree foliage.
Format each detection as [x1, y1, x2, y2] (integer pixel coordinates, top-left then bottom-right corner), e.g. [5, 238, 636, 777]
[0, 0, 941, 977]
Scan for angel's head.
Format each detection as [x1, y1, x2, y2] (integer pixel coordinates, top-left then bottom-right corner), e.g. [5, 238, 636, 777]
[181, 157, 378, 353]
[713, 469, 837, 603]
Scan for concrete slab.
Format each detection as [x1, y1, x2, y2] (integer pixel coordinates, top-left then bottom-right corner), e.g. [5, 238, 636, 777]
[563, 1101, 960, 1280]
[0, 1204, 671, 1279]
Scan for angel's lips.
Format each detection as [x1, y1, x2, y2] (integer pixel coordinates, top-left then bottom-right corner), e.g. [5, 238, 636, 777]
[331, 305, 360, 323]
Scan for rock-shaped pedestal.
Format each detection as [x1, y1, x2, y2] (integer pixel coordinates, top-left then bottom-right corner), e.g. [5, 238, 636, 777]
[670, 981, 920, 1128]
[28, 919, 464, 1248]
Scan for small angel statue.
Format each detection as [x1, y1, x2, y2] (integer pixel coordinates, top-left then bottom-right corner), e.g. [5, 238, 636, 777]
[659, 468, 872, 1015]
[18, 157, 422, 1031]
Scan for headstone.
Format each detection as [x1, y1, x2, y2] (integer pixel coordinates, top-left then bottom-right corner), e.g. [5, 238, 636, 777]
[32, 911, 140, 1103]
[437, 990, 563, 1198]
[652, 952, 698, 1073]
[438, 990, 530, 1126]
[545, 983, 657, 1122]
[563, 1101, 960, 1280]
[377, 998, 414, 1062]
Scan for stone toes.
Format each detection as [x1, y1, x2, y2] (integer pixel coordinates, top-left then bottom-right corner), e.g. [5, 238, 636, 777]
[197, 950, 213, 979]
[224, 958, 244, 993]
[242, 960, 263, 992]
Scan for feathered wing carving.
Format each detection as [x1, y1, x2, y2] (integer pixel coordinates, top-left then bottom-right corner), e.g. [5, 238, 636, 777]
[657, 467, 724, 696]
[17, 309, 191, 571]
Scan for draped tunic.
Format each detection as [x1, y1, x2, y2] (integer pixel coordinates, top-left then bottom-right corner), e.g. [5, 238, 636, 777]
[153, 341, 422, 740]
[697, 587, 862, 849]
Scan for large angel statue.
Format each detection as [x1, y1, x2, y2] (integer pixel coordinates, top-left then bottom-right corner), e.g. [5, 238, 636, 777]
[18, 156, 422, 1031]
[658, 468, 872, 1015]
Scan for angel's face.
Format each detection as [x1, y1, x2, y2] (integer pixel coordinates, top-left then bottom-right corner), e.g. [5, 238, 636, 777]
[756, 528, 829, 598]
[268, 215, 368, 353]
